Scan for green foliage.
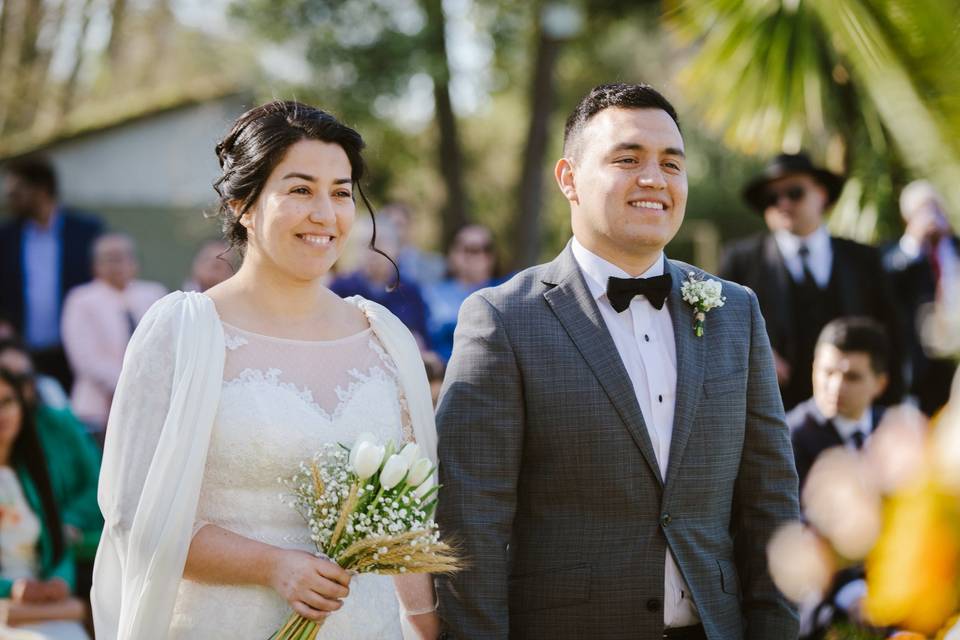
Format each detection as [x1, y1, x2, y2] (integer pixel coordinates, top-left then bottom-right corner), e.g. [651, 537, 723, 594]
[664, 0, 960, 241]
[823, 622, 887, 640]
[231, 0, 433, 119]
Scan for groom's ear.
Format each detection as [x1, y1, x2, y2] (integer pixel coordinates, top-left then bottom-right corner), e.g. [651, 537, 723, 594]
[555, 157, 579, 204]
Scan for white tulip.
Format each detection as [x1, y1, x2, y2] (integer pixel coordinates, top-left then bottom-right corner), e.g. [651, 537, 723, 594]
[406, 458, 433, 488]
[353, 442, 385, 480]
[413, 475, 435, 499]
[349, 432, 378, 468]
[398, 443, 420, 468]
[380, 454, 409, 490]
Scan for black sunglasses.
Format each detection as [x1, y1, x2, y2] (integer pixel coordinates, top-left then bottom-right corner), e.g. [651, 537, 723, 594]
[764, 185, 806, 208]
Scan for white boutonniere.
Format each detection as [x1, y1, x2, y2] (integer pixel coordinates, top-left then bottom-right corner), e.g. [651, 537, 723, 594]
[680, 272, 726, 337]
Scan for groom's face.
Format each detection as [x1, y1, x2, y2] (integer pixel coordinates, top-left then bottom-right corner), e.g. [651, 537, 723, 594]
[558, 107, 687, 270]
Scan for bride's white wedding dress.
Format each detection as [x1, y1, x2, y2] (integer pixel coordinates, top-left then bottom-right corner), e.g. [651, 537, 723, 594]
[167, 322, 409, 639]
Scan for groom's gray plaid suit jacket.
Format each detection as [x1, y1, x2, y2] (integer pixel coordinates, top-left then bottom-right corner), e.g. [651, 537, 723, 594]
[435, 244, 800, 639]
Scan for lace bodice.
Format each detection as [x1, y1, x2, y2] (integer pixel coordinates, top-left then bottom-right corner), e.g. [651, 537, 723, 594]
[169, 321, 408, 639]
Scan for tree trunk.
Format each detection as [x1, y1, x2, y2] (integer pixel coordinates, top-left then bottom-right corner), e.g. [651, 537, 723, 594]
[512, 16, 562, 269]
[422, 0, 469, 247]
[106, 0, 128, 64]
[57, 0, 96, 123]
[1, 0, 45, 135]
[0, 0, 13, 132]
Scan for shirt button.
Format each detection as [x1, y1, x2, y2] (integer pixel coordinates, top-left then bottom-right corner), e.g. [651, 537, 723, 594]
[644, 334, 650, 342]
[660, 513, 671, 527]
[646, 597, 661, 612]
[658, 394, 663, 403]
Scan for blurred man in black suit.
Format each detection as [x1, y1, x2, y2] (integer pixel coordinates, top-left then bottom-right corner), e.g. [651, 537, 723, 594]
[1, 156, 103, 389]
[787, 317, 889, 488]
[787, 317, 889, 638]
[882, 180, 958, 416]
[720, 153, 903, 410]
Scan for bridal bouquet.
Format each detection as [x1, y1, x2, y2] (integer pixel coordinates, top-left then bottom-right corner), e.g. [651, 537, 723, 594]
[270, 434, 461, 640]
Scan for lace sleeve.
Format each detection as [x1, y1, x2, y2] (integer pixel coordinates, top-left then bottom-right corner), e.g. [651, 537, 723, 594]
[399, 387, 415, 444]
[369, 335, 417, 444]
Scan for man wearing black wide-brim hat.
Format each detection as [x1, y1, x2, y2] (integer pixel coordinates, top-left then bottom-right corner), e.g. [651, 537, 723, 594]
[719, 152, 904, 411]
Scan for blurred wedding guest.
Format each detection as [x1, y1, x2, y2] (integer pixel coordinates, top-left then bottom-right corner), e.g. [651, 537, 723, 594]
[422, 351, 445, 408]
[0, 340, 102, 614]
[720, 152, 904, 411]
[0, 310, 16, 339]
[60, 233, 166, 438]
[0, 339, 68, 411]
[0, 157, 103, 391]
[381, 202, 446, 286]
[882, 180, 959, 416]
[0, 368, 89, 640]
[786, 318, 890, 638]
[788, 317, 889, 488]
[182, 239, 234, 292]
[423, 223, 501, 362]
[330, 217, 432, 348]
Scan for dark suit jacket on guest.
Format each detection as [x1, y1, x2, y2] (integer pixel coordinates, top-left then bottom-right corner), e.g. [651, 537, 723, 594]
[719, 232, 905, 410]
[882, 236, 959, 416]
[0, 209, 102, 336]
[786, 398, 883, 490]
[436, 244, 800, 640]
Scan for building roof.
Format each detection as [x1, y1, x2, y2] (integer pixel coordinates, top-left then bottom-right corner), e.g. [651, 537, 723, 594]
[0, 81, 250, 161]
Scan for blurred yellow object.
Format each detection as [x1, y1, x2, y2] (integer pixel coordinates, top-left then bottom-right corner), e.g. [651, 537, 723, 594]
[864, 478, 960, 634]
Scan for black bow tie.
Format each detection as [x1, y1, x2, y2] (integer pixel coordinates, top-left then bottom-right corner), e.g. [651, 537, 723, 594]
[606, 273, 672, 312]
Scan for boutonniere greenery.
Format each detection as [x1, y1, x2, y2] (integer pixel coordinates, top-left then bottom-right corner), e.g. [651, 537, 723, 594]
[680, 272, 726, 337]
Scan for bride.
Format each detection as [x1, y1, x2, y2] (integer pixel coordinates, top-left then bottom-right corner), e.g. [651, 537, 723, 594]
[92, 101, 441, 639]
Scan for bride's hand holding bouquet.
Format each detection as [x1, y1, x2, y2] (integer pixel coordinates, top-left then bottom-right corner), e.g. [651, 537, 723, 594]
[270, 433, 461, 640]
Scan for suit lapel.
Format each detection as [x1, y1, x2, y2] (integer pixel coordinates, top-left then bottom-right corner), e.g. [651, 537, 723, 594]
[542, 246, 663, 486]
[662, 261, 705, 493]
[829, 239, 861, 314]
[762, 234, 793, 349]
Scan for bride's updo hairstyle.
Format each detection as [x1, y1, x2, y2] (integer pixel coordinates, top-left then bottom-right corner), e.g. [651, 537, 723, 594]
[214, 100, 389, 269]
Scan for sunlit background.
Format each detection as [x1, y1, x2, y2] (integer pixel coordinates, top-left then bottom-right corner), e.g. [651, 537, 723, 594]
[0, 0, 954, 286]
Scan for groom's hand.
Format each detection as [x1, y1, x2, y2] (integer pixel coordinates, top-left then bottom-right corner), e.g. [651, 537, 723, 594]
[268, 548, 352, 621]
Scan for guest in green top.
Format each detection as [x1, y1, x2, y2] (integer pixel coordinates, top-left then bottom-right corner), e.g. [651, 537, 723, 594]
[0, 367, 88, 638]
[0, 339, 102, 560]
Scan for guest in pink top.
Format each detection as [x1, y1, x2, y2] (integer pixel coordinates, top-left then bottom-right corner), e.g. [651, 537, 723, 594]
[61, 233, 166, 437]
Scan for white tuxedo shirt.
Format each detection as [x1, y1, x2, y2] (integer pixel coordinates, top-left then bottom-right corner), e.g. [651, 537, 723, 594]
[571, 238, 699, 627]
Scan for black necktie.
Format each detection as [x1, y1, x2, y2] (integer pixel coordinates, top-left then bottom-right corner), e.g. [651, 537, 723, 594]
[850, 431, 865, 450]
[797, 244, 819, 289]
[606, 273, 672, 313]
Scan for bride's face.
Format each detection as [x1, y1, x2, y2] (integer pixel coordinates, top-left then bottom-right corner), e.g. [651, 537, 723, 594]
[240, 139, 356, 281]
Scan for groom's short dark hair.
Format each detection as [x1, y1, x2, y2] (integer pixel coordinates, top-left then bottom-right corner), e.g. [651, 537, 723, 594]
[563, 83, 680, 158]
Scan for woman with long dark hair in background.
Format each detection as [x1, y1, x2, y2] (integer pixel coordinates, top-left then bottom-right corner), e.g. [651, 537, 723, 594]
[0, 367, 87, 639]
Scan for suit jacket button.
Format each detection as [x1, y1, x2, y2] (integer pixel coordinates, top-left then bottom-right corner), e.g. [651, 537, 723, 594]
[646, 598, 661, 612]
[660, 513, 671, 527]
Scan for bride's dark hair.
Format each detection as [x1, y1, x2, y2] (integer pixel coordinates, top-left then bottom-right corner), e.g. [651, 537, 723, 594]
[213, 101, 395, 279]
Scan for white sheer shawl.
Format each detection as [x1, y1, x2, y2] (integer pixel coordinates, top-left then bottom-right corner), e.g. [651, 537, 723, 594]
[92, 291, 438, 640]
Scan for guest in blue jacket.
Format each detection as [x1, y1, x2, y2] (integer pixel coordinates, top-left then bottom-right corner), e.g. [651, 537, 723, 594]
[331, 216, 432, 350]
[1, 156, 103, 390]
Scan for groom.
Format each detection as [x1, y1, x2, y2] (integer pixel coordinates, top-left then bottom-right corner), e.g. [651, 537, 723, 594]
[435, 83, 800, 639]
